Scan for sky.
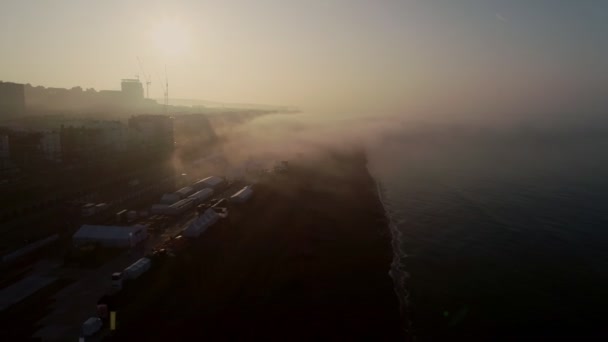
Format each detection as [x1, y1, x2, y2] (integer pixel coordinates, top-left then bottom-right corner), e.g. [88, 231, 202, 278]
[1, 0, 607, 117]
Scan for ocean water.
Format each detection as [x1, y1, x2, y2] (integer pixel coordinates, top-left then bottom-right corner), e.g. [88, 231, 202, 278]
[367, 130, 608, 338]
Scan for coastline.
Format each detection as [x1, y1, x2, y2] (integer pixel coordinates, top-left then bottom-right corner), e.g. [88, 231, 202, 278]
[368, 163, 412, 338]
[112, 148, 403, 340]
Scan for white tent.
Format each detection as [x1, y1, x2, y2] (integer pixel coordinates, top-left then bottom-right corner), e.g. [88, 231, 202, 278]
[183, 208, 219, 238]
[175, 186, 195, 199]
[72, 225, 148, 248]
[193, 176, 224, 190]
[230, 186, 253, 203]
[160, 193, 180, 205]
[150, 204, 169, 215]
[166, 198, 194, 216]
[188, 188, 214, 203]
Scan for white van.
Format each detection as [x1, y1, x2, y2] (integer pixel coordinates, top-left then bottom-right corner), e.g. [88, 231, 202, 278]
[82, 316, 102, 337]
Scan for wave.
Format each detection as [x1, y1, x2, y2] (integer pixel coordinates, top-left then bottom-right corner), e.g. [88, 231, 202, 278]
[368, 165, 414, 338]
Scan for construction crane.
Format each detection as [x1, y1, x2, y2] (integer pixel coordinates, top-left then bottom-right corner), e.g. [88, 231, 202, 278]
[164, 65, 168, 112]
[136, 56, 152, 99]
[157, 65, 169, 114]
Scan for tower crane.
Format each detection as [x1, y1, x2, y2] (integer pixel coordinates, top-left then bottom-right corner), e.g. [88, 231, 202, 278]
[157, 65, 169, 114]
[136, 56, 152, 99]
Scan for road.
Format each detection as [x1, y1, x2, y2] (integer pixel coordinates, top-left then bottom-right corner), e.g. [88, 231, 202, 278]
[30, 182, 244, 340]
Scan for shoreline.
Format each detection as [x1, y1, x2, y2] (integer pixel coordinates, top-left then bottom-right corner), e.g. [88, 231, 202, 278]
[368, 163, 412, 338]
[110, 148, 403, 340]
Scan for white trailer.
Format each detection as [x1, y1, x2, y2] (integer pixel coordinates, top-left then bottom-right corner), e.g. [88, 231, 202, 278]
[81, 203, 96, 217]
[116, 209, 128, 223]
[160, 193, 180, 205]
[95, 203, 108, 212]
[122, 257, 151, 280]
[166, 198, 194, 216]
[150, 204, 170, 215]
[230, 186, 253, 203]
[193, 176, 225, 191]
[187, 188, 214, 204]
[72, 225, 147, 248]
[183, 208, 219, 238]
[175, 186, 195, 199]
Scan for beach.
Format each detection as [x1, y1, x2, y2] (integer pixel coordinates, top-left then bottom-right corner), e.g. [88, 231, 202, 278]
[111, 148, 403, 340]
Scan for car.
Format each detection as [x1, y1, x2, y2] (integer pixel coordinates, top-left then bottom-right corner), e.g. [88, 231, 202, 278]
[82, 316, 103, 337]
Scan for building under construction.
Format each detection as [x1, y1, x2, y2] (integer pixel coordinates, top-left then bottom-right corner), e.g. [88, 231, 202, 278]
[0, 81, 26, 118]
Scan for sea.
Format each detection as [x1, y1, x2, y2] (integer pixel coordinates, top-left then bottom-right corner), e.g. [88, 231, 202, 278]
[367, 125, 608, 339]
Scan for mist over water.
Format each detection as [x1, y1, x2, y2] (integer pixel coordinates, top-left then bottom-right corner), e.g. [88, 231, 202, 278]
[205, 110, 608, 337]
[367, 121, 608, 337]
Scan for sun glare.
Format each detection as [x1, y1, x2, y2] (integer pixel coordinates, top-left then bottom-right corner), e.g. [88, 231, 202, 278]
[152, 19, 190, 57]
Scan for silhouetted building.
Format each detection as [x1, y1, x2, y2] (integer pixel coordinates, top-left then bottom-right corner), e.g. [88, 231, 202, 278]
[60, 126, 102, 163]
[0, 126, 63, 171]
[60, 120, 127, 163]
[174, 114, 217, 143]
[0, 134, 12, 174]
[0, 134, 8, 158]
[40, 130, 61, 163]
[23, 79, 153, 114]
[128, 115, 174, 157]
[3, 130, 45, 169]
[0, 81, 26, 117]
[174, 114, 218, 160]
[121, 79, 144, 102]
[98, 90, 124, 104]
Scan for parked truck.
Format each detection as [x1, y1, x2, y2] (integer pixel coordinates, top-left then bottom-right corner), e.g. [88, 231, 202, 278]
[116, 209, 128, 224]
[82, 316, 103, 337]
[111, 257, 152, 290]
[123, 257, 151, 280]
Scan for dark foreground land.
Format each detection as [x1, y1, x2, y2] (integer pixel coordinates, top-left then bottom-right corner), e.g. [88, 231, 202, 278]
[111, 150, 403, 341]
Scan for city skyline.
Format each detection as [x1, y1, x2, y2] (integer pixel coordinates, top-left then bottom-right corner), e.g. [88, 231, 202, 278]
[1, 0, 607, 117]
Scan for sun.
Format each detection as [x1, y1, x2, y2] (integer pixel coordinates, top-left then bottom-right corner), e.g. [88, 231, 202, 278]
[152, 19, 190, 57]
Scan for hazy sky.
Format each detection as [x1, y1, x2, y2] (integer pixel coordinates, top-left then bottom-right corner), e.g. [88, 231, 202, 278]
[1, 0, 607, 115]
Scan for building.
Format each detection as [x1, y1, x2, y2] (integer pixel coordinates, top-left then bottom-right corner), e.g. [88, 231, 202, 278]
[23, 79, 153, 114]
[40, 130, 61, 162]
[60, 125, 102, 163]
[97, 90, 124, 105]
[0, 128, 62, 170]
[0, 134, 14, 174]
[3, 130, 45, 169]
[0, 134, 8, 162]
[72, 224, 148, 248]
[121, 79, 144, 101]
[91, 120, 127, 152]
[173, 114, 218, 162]
[0, 81, 26, 117]
[60, 120, 127, 163]
[174, 114, 216, 139]
[128, 115, 174, 156]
